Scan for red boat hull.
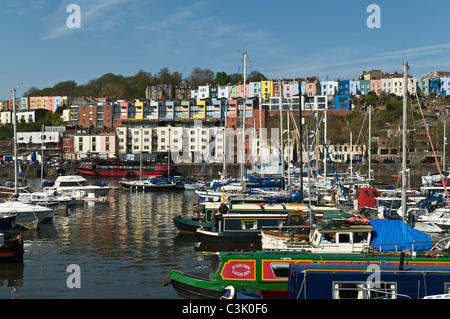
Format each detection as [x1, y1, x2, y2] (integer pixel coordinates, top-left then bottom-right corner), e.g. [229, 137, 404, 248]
[78, 165, 175, 177]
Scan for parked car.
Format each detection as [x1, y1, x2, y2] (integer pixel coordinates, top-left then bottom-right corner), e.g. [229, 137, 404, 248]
[421, 158, 434, 163]
[383, 159, 395, 164]
[370, 159, 379, 163]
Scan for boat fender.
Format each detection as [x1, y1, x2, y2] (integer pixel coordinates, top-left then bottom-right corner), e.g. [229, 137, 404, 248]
[425, 252, 436, 259]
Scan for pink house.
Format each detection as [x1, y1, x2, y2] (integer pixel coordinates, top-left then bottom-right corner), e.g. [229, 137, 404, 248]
[99, 128, 116, 158]
[283, 83, 295, 99]
[120, 102, 128, 119]
[370, 79, 382, 95]
[228, 99, 238, 118]
[238, 83, 250, 98]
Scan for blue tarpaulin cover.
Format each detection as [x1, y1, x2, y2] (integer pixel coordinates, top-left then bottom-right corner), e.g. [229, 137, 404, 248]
[369, 219, 432, 252]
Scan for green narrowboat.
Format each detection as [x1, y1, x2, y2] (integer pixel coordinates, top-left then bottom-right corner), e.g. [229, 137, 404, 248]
[173, 202, 296, 233]
[164, 247, 450, 299]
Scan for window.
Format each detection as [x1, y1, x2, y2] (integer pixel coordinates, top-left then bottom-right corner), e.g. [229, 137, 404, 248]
[269, 262, 291, 279]
[333, 282, 397, 299]
[242, 220, 257, 230]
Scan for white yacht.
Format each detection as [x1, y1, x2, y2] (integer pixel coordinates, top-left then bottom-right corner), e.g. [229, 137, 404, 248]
[0, 200, 55, 224]
[43, 175, 111, 200]
[414, 207, 450, 233]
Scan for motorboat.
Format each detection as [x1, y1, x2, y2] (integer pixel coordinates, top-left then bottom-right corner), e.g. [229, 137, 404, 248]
[0, 200, 55, 224]
[16, 191, 75, 210]
[413, 207, 450, 233]
[120, 177, 177, 191]
[43, 175, 111, 199]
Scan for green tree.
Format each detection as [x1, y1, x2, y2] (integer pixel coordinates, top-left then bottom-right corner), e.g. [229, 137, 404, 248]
[186, 67, 215, 87]
[247, 71, 267, 82]
[214, 71, 230, 85]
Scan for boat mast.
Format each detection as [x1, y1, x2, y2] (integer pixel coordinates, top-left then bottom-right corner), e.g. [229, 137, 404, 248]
[222, 104, 227, 179]
[323, 106, 327, 183]
[288, 99, 291, 187]
[41, 124, 44, 186]
[12, 88, 18, 198]
[241, 52, 247, 186]
[259, 90, 263, 177]
[279, 80, 285, 188]
[402, 61, 408, 218]
[168, 124, 171, 177]
[368, 104, 372, 183]
[299, 81, 303, 201]
[444, 120, 446, 172]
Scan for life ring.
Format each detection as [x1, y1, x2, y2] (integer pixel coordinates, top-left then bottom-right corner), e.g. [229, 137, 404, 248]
[221, 285, 235, 299]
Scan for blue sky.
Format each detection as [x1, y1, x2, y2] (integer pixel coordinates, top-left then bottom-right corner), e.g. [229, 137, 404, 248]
[1, 0, 450, 100]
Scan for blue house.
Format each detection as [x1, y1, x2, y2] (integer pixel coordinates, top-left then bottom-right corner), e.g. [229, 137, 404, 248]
[249, 82, 261, 98]
[439, 77, 450, 97]
[328, 95, 351, 111]
[429, 78, 441, 94]
[338, 80, 350, 95]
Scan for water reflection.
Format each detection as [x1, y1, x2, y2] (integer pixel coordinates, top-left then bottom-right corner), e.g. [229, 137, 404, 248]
[0, 263, 24, 298]
[0, 181, 218, 298]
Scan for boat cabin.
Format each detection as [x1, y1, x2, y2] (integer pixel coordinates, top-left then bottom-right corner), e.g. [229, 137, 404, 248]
[353, 187, 381, 210]
[262, 223, 373, 253]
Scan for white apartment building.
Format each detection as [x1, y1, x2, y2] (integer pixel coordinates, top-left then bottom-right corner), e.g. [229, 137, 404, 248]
[392, 77, 417, 96]
[381, 78, 393, 94]
[320, 81, 338, 96]
[115, 124, 227, 164]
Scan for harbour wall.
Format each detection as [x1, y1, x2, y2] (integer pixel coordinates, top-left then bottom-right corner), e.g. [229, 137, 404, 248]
[0, 163, 443, 188]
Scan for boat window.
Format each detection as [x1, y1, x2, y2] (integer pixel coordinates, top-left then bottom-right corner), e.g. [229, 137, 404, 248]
[270, 262, 290, 279]
[242, 220, 257, 230]
[320, 233, 335, 243]
[333, 282, 397, 299]
[353, 232, 369, 244]
[366, 282, 397, 299]
[441, 212, 450, 219]
[211, 259, 223, 278]
[445, 283, 450, 294]
[333, 282, 364, 299]
[337, 233, 350, 244]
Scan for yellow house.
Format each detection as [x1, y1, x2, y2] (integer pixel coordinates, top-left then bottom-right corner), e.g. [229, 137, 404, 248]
[260, 80, 273, 101]
[193, 100, 205, 119]
[135, 101, 144, 120]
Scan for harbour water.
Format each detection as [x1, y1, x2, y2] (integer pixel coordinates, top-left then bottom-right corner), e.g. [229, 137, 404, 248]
[0, 178, 219, 299]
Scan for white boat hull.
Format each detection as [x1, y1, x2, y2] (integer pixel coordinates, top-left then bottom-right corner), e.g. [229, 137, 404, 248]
[0, 201, 54, 223]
